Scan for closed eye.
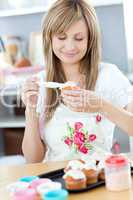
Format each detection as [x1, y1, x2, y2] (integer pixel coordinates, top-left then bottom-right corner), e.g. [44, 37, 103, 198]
[75, 38, 84, 41]
[58, 36, 66, 40]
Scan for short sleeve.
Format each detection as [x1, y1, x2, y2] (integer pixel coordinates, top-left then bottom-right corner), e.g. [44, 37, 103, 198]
[96, 63, 132, 108]
[36, 71, 46, 114]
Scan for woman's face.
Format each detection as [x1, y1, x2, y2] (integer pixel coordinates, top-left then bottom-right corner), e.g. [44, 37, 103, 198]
[52, 19, 88, 66]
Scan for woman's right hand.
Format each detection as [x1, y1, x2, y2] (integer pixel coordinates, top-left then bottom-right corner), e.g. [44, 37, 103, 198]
[21, 76, 39, 109]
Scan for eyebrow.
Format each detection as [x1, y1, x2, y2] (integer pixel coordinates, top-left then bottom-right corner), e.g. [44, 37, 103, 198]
[58, 32, 84, 36]
[75, 32, 84, 35]
[56, 32, 85, 38]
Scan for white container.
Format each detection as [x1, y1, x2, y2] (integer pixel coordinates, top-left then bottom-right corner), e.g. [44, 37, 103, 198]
[105, 154, 132, 191]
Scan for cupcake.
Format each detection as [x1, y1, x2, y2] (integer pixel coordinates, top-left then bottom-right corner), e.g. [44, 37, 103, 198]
[98, 169, 105, 181]
[64, 160, 84, 173]
[82, 163, 98, 185]
[97, 161, 105, 181]
[62, 81, 80, 90]
[63, 169, 86, 190]
[80, 155, 97, 165]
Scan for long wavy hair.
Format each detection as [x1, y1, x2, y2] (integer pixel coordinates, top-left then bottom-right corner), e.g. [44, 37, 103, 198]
[42, 0, 101, 123]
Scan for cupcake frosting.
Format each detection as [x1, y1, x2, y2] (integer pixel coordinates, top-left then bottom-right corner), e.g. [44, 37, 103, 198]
[66, 160, 84, 170]
[63, 170, 86, 180]
[83, 163, 97, 170]
[80, 155, 97, 165]
[97, 160, 105, 171]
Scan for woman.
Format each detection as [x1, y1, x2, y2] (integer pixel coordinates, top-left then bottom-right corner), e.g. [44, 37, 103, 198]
[22, 0, 132, 163]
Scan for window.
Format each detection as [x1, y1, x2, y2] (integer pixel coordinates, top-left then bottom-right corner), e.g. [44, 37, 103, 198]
[124, 0, 133, 72]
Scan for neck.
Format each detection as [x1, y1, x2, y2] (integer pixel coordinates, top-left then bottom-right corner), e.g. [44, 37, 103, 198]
[61, 63, 80, 81]
[61, 62, 85, 88]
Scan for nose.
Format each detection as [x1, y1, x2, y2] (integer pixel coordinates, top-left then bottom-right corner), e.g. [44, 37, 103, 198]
[65, 39, 76, 52]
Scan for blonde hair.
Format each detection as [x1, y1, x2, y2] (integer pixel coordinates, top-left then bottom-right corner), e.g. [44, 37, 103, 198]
[42, 0, 101, 123]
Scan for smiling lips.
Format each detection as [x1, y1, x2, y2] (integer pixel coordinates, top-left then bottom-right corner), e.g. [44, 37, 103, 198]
[62, 52, 78, 58]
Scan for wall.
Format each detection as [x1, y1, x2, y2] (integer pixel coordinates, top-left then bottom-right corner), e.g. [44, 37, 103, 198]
[0, 4, 128, 72]
[96, 5, 128, 72]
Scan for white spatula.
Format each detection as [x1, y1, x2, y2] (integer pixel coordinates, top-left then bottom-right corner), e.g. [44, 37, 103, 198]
[39, 81, 78, 89]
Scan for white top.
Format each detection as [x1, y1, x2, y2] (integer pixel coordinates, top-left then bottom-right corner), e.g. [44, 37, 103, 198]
[36, 62, 132, 161]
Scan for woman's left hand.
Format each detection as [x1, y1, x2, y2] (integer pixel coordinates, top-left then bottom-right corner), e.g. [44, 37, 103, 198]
[61, 88, 103, 113]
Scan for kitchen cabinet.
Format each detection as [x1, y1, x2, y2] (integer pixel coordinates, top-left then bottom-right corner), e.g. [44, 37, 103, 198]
[0, 92, 25, 155]
[4, 128, 24, 155]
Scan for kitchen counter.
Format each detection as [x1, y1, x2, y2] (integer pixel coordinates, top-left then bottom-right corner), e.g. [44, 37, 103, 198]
[0, 161, 133, 200]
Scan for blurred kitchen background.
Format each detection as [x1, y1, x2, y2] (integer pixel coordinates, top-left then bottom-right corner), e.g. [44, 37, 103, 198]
[0, 0, 132, 165]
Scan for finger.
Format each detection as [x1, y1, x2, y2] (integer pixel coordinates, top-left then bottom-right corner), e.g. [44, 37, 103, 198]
[23, 81, 39, 88]
[63, 97, 87, 112]
[22, 91, 38, 99]
[22, 82, 39, 92]
[26, 91, 38, 106]
[71, 107, 83, 112]
[62, 92, 88, 106]
[22, 85, 39, 94]
[62, 98, 82, 108]
[62, 94, 89, 106]
[23, 77, 39, 88]
[27, 76, 39, 83]
[66, 102, 83, 112]
[21, 91, 38, 106]
[61, 89, 82, 97]
[61, 95, 81, 103]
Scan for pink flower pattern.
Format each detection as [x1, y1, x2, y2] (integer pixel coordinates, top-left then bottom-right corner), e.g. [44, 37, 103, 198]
[96, 114, 102, 123]
[64, 137, 73, 146]
[63, 121, 97, 155]
[74, 122, 83, 130]
[89, 134, 97, 142]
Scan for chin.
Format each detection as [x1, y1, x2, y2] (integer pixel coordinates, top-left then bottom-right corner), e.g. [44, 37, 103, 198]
[60, 57, 80, 65]
[63, 61, 78, 65]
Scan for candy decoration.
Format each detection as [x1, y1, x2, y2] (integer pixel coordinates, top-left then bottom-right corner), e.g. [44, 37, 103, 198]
[44, 189, 68, 200]
[19, 176, 39, 183]
[29, 178, 52, 190]
[37, 182, 62, 197]
[7, 181, 29, 194]
[13, 188, 38, 200]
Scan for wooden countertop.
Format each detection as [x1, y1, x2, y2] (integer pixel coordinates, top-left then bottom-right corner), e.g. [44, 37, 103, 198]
[0, 161, 133, 200]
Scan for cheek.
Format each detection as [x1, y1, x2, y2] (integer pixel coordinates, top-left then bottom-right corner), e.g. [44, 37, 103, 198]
[52, 39, 64, 55]
[78, 41, 88, 54]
